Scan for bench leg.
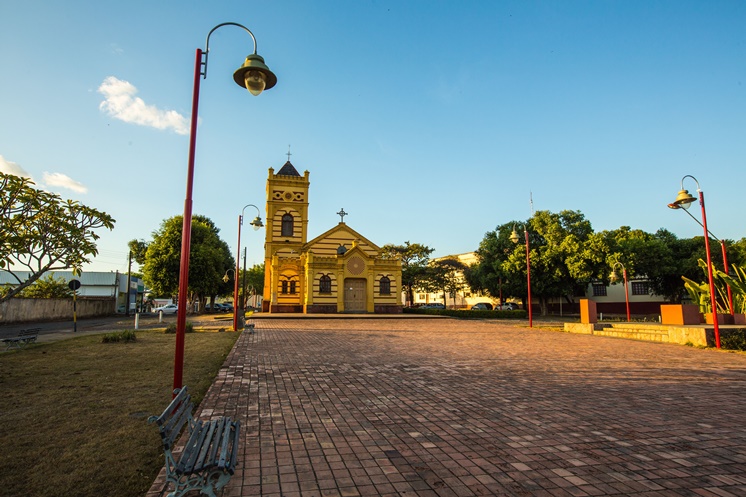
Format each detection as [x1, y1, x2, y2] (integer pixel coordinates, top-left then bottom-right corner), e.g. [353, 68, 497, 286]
[166, 470, 231, 497]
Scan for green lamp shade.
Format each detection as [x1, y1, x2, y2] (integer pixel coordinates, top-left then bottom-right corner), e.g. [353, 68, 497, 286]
[233, 54, 277, 96]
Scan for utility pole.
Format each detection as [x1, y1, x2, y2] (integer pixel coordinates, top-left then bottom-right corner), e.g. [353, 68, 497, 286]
[126, 251, 132, 317]
[241, 247, 248, 311]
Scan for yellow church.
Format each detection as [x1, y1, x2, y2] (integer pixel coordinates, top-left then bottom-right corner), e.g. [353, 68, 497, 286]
[261, 161, 402, 314]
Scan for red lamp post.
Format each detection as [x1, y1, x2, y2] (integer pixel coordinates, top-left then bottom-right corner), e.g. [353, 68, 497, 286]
[668, 202, 733, 316]
[231, 204, 263, 331]
[610, 261, 630, 322]
[672, 175, 721, 349]
[510, 224, 533, 328]
[173, 22, 277, 392]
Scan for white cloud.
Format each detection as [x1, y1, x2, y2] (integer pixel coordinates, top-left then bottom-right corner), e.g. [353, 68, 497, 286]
[0, 155, 32, 178]
[98, 76, 189, 135]
[42, 172, 88, 194]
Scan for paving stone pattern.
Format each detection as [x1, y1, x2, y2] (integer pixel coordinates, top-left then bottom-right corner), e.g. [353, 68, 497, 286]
[148, 319, 746, 496]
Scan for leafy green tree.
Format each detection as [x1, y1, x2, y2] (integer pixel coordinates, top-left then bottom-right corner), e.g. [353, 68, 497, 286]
[127, 239, 149, 265]
[422, 257, 466, 308]
[0, 172, 115, 302]
[381, 241, 434, 306]
[142, 215, 234, 308]
[18, 273, 73, 298]
[472, 210, 595, 315]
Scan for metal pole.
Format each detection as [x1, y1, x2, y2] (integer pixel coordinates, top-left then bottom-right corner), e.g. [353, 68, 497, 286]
[233, 214, 242, 331]
[720, 240, 736, 316]
[242, 247, 248, 310]
[699, 190, 721, 348]
[174, 47, 203, 392]
[623, 268, 630, 322]
[525, 229, 533, 328]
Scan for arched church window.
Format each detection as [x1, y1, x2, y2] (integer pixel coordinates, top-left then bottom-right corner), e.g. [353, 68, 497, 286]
[290, 280, 297, 294]
[281, 280, 289, 294]
[281, 213, 294, 237]
[379, 276, 391, 295]
[319, 275, 332, 294]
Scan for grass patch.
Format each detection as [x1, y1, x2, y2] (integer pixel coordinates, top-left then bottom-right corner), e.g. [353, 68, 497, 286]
[0, 329, 240, 497]
[101, 329, 137, 343]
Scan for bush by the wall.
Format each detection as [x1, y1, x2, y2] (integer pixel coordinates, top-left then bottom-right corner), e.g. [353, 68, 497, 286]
[403, 308, 527, 319]
[721, 328, 746, 351]
[164, 322, 194, 334]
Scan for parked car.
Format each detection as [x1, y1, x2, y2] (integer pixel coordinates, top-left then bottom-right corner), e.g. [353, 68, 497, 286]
[222, 303, 234, 312]
[420, 303, 445, 309]
[498, 302, 519, 310]
[206, 303, 227, 312]
[470, 303, 493, 310]
[154, 304, 178, 314]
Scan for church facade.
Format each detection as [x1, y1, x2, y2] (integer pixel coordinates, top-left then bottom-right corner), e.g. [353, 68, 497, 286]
[261, 161, 402, 314]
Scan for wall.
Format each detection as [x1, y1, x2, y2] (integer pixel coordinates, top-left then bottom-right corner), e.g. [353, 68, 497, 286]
[0, 297, 115, 324]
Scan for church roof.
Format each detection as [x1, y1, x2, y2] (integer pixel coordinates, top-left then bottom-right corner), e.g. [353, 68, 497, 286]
[304, 222, 382, 255]
[276, 161, 301, 177]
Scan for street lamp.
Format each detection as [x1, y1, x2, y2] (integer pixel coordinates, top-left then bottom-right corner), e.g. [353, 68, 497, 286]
[510, 224, 533, 327]
[609, 261, 630, 322]
[670, 175, 721, 348]
[668, 202, 733, 316]
[174, 22, 277, 392]
[233, 204, 263, 331]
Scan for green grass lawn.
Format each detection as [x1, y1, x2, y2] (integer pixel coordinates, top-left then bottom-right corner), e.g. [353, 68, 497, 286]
[0, 329, 240, 497]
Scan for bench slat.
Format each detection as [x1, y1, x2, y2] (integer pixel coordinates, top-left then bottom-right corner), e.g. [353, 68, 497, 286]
[194, 418, 221, 473]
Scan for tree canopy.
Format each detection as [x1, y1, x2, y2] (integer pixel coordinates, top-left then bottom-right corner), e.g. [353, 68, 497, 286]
[0, 172, 115, 302]
[381, 241, 434, 306]
[469, 209, 746, 315]
[142, 215, 234, 305]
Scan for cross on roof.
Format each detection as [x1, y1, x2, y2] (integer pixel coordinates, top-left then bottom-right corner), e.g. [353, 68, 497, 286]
[337, 208, 348, 223]
[286, 145, 292, 162]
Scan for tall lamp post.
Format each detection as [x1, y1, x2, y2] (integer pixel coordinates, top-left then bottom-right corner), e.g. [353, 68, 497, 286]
[668, 202, 733, 316]
[671, 175, 721, 349]
[510, 224, 533, 327]
[174, 22, 277, 392]
[609, 261, 630, 322]
[233, 204, 263, 331]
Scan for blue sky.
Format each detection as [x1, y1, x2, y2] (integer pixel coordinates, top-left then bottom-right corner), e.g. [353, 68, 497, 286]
[2, 1, 744, 274]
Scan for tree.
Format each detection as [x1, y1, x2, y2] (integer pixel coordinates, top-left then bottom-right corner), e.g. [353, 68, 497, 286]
[381, 241, 434, 306]
[421, 257, 467, 308]
[142, 215, 234, 309]
[128, 239, 149, 265]
[0, 172, 115, 302]
[472, 210, 595, 315]
[18, 273, 73, 299]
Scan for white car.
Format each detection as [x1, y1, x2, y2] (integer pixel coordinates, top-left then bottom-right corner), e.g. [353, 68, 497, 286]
[154, 304, 178, 315]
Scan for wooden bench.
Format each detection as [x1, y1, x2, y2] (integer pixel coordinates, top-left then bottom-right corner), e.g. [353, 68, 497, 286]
[2, 328, 40, 350]
[148, 386, 240, 497]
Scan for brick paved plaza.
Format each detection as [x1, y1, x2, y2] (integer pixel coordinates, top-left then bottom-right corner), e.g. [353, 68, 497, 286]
[148, 318, 746, 497]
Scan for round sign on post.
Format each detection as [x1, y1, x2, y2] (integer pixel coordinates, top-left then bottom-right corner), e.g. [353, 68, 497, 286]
[68, 279, 81, 291]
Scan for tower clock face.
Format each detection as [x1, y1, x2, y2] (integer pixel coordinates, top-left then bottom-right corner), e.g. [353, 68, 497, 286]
[284, 192, 293, 200]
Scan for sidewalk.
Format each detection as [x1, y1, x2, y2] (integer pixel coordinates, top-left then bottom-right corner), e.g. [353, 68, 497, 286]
[147, 318, 746, 497]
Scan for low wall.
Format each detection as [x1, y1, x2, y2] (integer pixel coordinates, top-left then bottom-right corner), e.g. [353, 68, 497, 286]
[0, 297, 115, 324]
[564, 322, 718, 347]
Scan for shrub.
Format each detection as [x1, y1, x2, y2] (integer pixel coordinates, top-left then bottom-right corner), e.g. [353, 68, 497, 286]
[101, 330, 137, 343]
[165, 322, 194, 334]
[721, 328, 746, 351]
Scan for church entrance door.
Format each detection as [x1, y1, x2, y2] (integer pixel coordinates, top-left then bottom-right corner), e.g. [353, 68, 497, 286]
[344, 278, 367, 312]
